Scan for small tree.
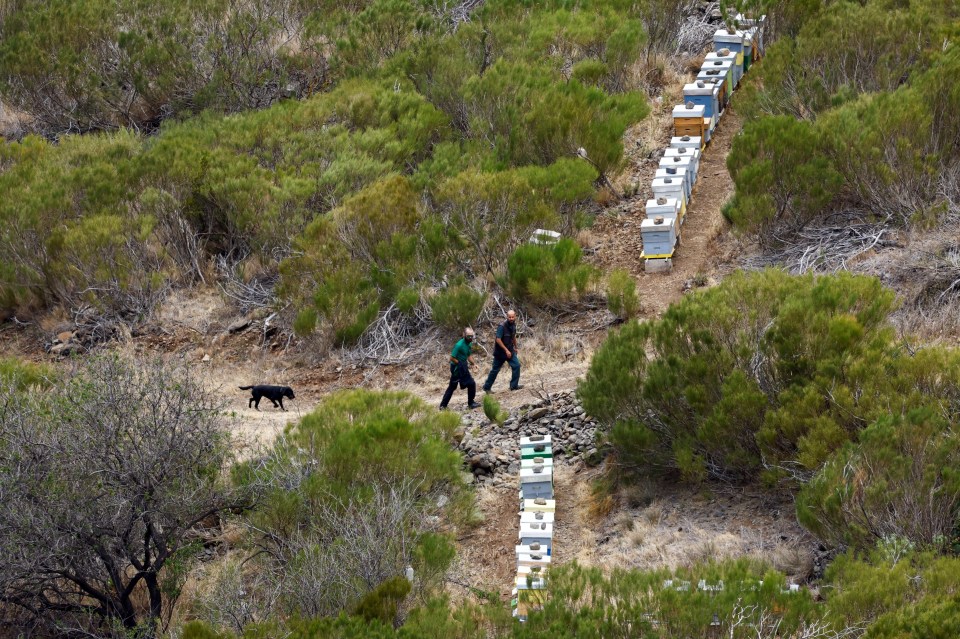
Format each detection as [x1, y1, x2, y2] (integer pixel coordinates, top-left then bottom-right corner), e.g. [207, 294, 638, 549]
[0, 355, 246, 638]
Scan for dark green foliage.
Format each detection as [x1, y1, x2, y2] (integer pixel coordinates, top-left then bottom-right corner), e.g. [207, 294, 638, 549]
[353, 577, 411, 625]
[429, 285, 488, 332]
[605, 268, 639, 319]
[507, 238, 598, 305]
[578, 269, 944, 484]
[729, 1, 960, 241]
[797, 408, 960, 551]
[725, 115, 842, 241]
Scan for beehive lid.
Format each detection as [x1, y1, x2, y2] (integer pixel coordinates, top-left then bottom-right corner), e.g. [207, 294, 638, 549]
[522, 498, 556, 511]
[651, 177, 685, 190]
[520, 466, 554, 482]
[665, 147, 700, 159]
[683, 81, 714, 96]
[670, 135, 702, 148]
[520, 434, 552, 446]
[646, 197, 680, 212]
[672, 103, 705, 117]
[641, 217, 677, 231]
[520, 511, 555, 523]
[714, 28, 745, 43]
[520, 521, 554, 535]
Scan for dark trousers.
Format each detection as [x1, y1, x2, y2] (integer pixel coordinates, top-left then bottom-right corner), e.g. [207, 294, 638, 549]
[483, 353, 521, 391]
[440, 362, 475, 408]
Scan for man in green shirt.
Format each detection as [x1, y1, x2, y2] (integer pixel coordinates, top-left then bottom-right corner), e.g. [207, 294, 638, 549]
[439, 327, 481, 410]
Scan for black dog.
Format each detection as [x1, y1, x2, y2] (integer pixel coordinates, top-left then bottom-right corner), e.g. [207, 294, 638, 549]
[239, 385, 295, 411]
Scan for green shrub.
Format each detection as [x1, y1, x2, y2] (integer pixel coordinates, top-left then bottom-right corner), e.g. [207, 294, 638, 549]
[605, 269, 639, 319]
[579, 269, 930, 484]
[353, 577, 411, 625]
[482, 394, 507, 426]
[429, 285, 487, 332]
[507, 238, 598, 305]
[0, 357, 53, 390]
[797, 408, 960, 551]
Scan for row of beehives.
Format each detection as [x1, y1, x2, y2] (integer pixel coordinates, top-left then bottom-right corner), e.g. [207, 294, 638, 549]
[511, 434, 555, 621]
[641, 16, 766, 273]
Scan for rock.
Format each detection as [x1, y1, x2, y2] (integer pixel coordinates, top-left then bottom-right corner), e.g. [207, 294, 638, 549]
[227, 317, 252, 334]
[527, 407, 550, 420]
[460, 471, 475, 485]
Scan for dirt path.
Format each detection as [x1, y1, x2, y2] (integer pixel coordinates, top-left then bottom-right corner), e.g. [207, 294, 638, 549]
[590, 105, 742, 316]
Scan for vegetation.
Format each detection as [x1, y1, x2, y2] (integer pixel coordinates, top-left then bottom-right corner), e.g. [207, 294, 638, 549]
[727, 0, 960, 241]
[605, 268, 640, 319]
[216, 390, 468, 626]
[0, 355, 244, 636]
[506, 239, 599, 306]
[0, 0, 650, 342]
[581, 269, 960, 495]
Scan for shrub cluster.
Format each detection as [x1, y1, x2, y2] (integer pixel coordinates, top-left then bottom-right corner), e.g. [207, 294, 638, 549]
[726, 1, 960, 241]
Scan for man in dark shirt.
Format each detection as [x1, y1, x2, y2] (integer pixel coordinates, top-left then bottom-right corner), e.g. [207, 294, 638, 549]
[482, 309, 523, 393]
[440, 327, 481, 410]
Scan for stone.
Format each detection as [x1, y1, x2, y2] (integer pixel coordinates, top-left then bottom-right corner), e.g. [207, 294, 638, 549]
[227, 317, 252, 334]
[201, 354, 211, 362]
[527, 407, 550, 420]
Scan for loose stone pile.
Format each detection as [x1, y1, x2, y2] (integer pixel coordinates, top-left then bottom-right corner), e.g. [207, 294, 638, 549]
[457, 391, 598, 479]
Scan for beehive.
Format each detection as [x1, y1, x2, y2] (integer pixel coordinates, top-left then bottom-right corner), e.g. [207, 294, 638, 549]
[520, 510, 556, 525]
[521, 498, 556, 513]
[517, 552, 552, 569]
[520, 442, 552, 460]
[640, 216, 677, 259]
[645, 197, 681, 224]
[516, 543, 550, 556]
[670, 135, 702, 150]
[655, 167, 691, 202]
[714, 28, 746, 78]
[695, 68, 729, 108]
[520, 456, 554, 470]
[520, 435, 551, 447]
[699, 59, 734, 97]
[664, 147, 701, 177]
[672, 102, 705, 138]
[517, 565, 547, 577]
[651, 177, 687, 222]
[519, 521, 554, 546]
[706, 49, 741, 87]
[683, 80, 721, 120]
[529, 229, 560, 245]
[660, 152, 698, 185]
[520, 465, 553, 499]
[743, 31, 755, 72]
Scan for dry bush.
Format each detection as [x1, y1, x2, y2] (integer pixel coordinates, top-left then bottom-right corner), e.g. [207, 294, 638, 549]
[768, 544, 815, 581]
[642, 500, 667, 527]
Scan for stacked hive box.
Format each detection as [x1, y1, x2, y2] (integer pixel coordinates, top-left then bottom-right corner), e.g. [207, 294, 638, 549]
[647, 18, 766, 274]
[713, 28, 746, 83]
[513, 435, 555, 621]
[672, 102, 706, 140]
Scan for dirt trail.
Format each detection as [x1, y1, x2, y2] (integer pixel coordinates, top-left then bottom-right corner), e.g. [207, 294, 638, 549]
[591, 106, 742, 315]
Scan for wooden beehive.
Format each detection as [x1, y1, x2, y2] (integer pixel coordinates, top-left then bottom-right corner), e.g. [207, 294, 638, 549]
[672, 102, 706, 138]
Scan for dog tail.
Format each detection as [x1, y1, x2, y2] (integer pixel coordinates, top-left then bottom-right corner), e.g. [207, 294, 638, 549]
[238, 385, 254, 390]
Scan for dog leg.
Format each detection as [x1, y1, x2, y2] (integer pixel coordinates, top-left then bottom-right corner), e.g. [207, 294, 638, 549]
[279, 398, 286, 411]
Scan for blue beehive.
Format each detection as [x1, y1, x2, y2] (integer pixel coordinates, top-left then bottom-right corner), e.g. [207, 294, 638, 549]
[683, 80, 721, 120]
[714, 28, 746, 80]
[640, 216, 678, 258]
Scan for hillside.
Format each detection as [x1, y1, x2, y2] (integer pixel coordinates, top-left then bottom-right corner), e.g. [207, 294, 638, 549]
[2, 0, 960, 638]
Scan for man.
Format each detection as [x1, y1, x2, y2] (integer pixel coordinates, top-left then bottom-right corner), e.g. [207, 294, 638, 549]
[482, 309, 523, 393]
[439, 327, 481, 411]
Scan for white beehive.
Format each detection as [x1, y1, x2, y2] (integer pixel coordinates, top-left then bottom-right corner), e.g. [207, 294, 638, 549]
[519, 435, 552, 447]
[706, 49, 741, 86]
[516, 543, 550, 555]
[517, 552, 552, 568]
[664, 147, 701, 177]
[519, 521, 554, 546]
[520, 511, 555, 525]
[645, 197, 681, 223]
[670, 135, 702, 150]
[521, 498, 556, 513]
[640, 216, 678, 258]
[651, 177, 687, 220]
[520, 456, 554, 470]
[520, 465, 553, 499]
[529, 229, 560, 245]
[655, 166, 691, 201]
